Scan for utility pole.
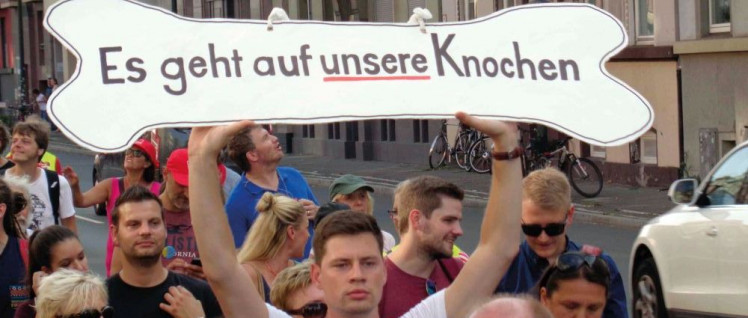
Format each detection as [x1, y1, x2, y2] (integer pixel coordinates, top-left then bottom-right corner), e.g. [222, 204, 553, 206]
[16, 0, 28, 113]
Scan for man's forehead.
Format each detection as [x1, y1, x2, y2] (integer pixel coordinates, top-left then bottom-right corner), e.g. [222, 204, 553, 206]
[120, 200, 162, 218]
[521, 199, 567, 219]
[322, 234, 382, 262]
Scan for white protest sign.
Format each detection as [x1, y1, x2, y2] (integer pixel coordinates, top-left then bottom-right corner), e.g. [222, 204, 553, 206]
[45, 0, 652, 152]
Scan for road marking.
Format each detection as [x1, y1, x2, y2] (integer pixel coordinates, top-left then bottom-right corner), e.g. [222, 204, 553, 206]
[76, 215, 105, 225]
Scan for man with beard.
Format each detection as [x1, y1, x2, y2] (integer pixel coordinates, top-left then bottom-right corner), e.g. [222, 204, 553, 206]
[106, 186, 222, 318]
[225, 125, 318, 258]
[159, 148, 226, 280]
[378, 176, 465, 318]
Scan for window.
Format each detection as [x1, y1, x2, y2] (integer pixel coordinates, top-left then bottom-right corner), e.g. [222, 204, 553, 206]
[413, 120, 429, 143]
[635, 0, 654, 44]
[494, 0, 515, 10]
[590, 145, 606, 159]
[709, 0, 730, 33]
[704, 146, 747, 205]
[381, 120, 395, 141]
[302, 125, 315, 138]
[328, 122, 341, 140]
[640, 130, 657, 164]
[0, 18, 6, 68]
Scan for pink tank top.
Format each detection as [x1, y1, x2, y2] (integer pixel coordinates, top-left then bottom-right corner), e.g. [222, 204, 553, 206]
[105, 178, 161, 275]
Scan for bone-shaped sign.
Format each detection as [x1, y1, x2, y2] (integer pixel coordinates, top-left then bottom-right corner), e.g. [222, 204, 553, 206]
[45, 0, 652, 152]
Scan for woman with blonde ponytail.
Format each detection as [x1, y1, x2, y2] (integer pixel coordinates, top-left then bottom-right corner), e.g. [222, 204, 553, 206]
[238, 192, 309, 304]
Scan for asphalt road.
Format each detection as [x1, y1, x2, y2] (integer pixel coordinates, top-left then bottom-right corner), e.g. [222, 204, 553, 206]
[56, 150, 640, 307]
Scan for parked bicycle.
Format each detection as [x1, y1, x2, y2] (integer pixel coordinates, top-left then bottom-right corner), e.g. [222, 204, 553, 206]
[468, 126, 604, 198]
[428, 120, 482, 171]
[523, 136, 604, 198]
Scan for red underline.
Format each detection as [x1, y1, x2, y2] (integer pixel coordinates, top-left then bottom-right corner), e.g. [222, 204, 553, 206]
[323, 76, 432, 82]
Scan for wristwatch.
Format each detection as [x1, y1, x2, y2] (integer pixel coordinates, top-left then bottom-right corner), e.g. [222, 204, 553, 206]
[491, 146, 523, 160]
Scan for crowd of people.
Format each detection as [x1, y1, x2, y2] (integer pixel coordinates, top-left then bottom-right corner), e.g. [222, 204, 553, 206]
[0, 112, 626, 318]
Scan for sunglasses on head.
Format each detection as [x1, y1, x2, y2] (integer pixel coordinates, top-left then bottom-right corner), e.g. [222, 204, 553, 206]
[57, 306, 114, 318]
[520, 219, 566, 237]
[125, 148, 145, 158]
[425, 279, 437, 296]
[556, 253, 600, 272]
[287, 302, 327, 318]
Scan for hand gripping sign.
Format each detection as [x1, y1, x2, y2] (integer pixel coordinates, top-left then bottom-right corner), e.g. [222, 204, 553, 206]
[45, 0, 652, 152]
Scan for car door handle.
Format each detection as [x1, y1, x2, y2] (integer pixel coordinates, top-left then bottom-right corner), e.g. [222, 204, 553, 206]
[706, 226, 718, 237]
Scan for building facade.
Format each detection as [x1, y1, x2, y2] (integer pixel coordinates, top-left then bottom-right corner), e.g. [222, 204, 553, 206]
[22, 0, 743, 188]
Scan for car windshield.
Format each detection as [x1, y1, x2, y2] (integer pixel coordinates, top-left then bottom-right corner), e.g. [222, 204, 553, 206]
[704, 146, 748, 205]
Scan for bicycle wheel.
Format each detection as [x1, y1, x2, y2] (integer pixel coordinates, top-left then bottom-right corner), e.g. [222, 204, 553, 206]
[567, 157, 603, 198]
[454, 133, 471, 171]
[469, 137, 492, 174]
[428, 134, 449, 169]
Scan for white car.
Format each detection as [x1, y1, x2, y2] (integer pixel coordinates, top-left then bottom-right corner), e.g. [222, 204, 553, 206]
[630, 140, 748, 318]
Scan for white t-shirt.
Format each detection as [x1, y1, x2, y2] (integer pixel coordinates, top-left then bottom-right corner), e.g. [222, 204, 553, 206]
[25, 168, 76, 231]
[266, 290, 446, 318]
[36, 94, 47, 111]
[382, 230, 397, 254]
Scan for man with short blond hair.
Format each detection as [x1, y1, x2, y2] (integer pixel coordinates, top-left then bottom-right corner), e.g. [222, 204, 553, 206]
[494, 167, 627, 318]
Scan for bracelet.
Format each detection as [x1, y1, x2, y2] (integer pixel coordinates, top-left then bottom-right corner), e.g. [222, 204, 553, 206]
[491, 146, 523, 161]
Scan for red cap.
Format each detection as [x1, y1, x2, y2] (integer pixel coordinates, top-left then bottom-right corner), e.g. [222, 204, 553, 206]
[132, 139, 159, 169]
[166, 148, 226, 186]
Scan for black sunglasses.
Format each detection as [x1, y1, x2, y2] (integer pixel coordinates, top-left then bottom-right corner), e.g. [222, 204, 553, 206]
[520, 219, 566, 237]
[556, 253, 599, 272]
[287, 302, 327, 318]
[125, 149, 145, 158]
[57, 306, 114, 318]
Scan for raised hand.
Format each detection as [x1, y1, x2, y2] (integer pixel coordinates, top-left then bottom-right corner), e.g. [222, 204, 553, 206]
[61, 166, 79, 187]
[188, 121, 255, 161]
[455, 112, 517, 147]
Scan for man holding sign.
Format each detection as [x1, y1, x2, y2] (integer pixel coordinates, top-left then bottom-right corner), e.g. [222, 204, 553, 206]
[186, 112, 522, 318]
[225, 126, 318, 258]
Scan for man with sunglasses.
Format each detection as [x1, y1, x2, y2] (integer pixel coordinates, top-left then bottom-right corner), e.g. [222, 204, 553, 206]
[494, 168, 627, 318]
[185, 113, 524, 318]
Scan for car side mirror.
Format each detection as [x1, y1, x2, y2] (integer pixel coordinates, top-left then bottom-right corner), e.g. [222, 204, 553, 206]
[668, 179, 698, 204]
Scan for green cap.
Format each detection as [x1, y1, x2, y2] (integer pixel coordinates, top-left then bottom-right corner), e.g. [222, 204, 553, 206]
[329, 174, 374, 201]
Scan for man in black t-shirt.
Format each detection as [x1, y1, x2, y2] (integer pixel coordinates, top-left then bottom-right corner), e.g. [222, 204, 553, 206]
[106, 186, 222, 318]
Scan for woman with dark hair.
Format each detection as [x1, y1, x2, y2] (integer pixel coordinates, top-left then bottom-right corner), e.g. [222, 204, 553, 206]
[62, 138, 161, 276]
[536, 251, 611, 318]
[12, 225, 88, 318]
[0, 178, 28, 318]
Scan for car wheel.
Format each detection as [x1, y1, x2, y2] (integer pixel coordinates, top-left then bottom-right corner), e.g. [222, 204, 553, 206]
[633, 257, 668, 318]
[92, 169, 107, 216]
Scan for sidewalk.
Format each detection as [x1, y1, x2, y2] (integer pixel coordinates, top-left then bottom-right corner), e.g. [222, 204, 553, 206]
[48, 131, 675, 228]
[285, 154, 675, 228]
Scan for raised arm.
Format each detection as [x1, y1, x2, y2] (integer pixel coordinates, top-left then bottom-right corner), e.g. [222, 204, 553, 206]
[62, 166, 111, 208]
[187, 121, 270, 318]
[444, 113, 522, 318]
